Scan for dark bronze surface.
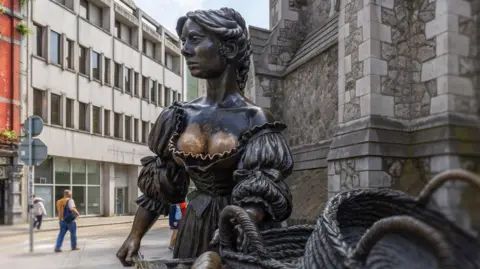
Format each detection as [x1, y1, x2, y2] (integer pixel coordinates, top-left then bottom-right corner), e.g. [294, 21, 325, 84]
[118, 7, 294, 267]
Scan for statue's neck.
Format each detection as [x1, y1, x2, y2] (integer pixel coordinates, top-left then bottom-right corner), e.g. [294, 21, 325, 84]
[205, 65, 239, 105]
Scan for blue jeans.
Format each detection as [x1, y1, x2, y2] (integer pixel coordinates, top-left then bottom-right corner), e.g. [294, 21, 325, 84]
[55, 221, 77, 250]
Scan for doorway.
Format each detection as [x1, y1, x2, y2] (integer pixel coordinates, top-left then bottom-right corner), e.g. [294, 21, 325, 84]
[0, 180, 5, 225]
[114, 187, 128, 215]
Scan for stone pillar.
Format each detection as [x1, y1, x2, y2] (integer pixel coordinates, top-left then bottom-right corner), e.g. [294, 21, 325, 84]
[102, 163, 115, 217]
[127, 166, 141, 215]
[329, 0, 480, 233]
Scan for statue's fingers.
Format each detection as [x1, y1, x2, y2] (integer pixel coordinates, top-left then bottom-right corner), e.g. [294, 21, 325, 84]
[125, 247, 137, 265]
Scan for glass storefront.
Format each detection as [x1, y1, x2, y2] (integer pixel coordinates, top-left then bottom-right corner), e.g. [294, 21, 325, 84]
[34, 157, 102, 217]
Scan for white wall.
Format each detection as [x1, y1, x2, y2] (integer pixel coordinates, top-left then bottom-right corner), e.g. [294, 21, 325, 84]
[37, 126, 152, 165]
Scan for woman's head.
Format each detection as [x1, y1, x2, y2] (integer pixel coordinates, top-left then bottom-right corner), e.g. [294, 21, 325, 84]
[176, 8, 252, 90]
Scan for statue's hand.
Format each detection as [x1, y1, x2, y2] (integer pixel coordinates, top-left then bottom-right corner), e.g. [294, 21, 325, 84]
[116, 234, 141, 267]
[209, 205, 265, 254]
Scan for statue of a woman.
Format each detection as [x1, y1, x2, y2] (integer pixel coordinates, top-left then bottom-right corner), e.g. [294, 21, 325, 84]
[116, 7, 294, 265]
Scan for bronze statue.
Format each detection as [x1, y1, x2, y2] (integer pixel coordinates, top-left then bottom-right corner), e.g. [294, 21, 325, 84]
[117, 7, 294, 266]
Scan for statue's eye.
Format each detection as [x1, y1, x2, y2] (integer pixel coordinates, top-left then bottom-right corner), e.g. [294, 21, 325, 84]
[190, 36, 200, 42]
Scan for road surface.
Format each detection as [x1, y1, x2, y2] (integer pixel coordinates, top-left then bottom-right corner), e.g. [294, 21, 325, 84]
[0, 221, 173, 269]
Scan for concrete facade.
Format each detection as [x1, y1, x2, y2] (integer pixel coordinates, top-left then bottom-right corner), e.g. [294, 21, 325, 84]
[10, 0, 185, 223]
[249, 0, 480, 232]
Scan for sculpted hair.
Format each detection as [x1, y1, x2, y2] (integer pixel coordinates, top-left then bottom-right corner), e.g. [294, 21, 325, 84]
[176, 7, 252, 90]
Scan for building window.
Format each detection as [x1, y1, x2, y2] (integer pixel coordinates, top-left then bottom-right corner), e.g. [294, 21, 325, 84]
[143, 39, 155, 58]
[134, 72, 139, 97]
[34, 158, 101, 217]
[104, 58, 111, 84]
[66, 98, 74, 128]
[114, 62, 121, 88]
[115, 20, 132, 44]
[142, 76, 148, 100]
[79, 45, 87, 75]
[33, 89, 46, 121]
[34, 24, 44, 58]
[50, 30, 61, 65]
[124, 67, 131, 93]
[104, 109, 110, 136]
[142, 121, 148, 143]
[134, 118, 139, 142]
[92, 106, 101, 134]
[165, 52, 173, 70]
[125, 115, 131, 141]
[114, 112, 122, 138]
[66, 39, 74, 69]
[54, 0, 73, 9]
[91, 51, 101, 80]
[79, 102, 88, 131]
[164, 87, 171, 106]
[114, 21, 120, 39]
[150, 79, 156, 103]
[89, 2, 102, 28]
[178, 92, 182, 102]
[158, 85, 163, 106]
[172, 90, 177, 102]
[50, 93, 61, 126]
[79, 0, 88, 19]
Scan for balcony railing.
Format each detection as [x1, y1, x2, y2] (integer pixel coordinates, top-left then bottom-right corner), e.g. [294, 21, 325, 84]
[142, 23, 162, 43]
[97, 0, 112, 7]
[165, 39, 181, 55]
[114, 3, 139, 26]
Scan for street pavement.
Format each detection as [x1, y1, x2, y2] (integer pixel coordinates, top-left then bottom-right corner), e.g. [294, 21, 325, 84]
[0, 220, 173, 269]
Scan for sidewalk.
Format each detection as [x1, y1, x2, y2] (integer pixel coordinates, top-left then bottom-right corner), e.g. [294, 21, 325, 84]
[0, 215, 137, 238]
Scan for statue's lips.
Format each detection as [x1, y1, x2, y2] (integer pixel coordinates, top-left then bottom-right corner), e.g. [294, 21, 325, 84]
[187, 61, 199, 67]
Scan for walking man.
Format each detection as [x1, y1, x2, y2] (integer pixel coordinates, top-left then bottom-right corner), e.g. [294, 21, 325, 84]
[168, 203, 183, 251]
[32, 194, 47, 230]
[54, 189, 80, 252]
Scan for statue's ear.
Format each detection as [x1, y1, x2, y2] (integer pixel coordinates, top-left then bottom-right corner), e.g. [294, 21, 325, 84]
[223, 40, 238, 60]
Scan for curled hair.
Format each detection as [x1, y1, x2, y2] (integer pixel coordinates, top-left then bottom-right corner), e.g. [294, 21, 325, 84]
[176, 8, 252, 90]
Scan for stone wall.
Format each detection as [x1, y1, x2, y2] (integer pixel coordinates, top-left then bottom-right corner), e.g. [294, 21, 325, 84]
[285, 168, 328, 223]
[301, 0, 332, 33]
[281, 45, 338, 147]
[382, 0, 437, 119]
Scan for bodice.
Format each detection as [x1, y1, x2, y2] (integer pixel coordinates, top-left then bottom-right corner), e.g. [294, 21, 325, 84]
[165, 101, 284, 197]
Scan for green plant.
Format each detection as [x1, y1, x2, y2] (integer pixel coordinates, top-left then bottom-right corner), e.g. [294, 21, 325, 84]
[21, 0, 26, 7]
[16, 22, 31, 36]
[0, 5, 5, 14]
[0, 129, 19, 141]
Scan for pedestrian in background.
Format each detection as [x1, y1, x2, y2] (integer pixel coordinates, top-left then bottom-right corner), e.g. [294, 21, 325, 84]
[54, 189, 80, 252]
[32, 194, 47, 230]
[168, 203, 183, 251]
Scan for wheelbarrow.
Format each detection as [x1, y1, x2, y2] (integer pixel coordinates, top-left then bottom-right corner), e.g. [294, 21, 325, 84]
[135, 169, 480, 269]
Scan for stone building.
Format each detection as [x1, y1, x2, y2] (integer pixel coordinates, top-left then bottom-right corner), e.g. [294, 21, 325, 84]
[247, 0, 480, 231]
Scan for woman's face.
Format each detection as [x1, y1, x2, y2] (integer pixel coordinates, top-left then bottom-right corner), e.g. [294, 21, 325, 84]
[180, 19, 227, 79]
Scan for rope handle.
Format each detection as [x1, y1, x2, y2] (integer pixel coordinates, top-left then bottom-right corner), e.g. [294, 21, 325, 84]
[345, 216, 455, 269]
[416, 169, 480, 204]
[218, 205, 267, 256]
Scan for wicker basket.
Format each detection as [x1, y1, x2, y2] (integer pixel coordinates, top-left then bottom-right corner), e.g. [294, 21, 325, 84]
[136, 169, 480, 269]
[299, 169, 480, 269]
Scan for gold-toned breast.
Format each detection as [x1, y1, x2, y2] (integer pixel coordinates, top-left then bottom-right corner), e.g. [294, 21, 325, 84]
[177, 124, 207, 155]
[207, 131, 238, 155]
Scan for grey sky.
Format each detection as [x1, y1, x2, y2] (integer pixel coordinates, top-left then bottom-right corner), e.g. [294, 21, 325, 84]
[135, 0, 269, 36]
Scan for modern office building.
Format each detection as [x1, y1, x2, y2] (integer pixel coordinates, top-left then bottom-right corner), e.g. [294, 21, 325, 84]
[23, 0, 184, 220]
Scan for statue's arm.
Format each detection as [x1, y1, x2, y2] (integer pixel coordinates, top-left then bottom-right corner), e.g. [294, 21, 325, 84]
[117, 106, 189, 266]
[232, 130, 294, 224]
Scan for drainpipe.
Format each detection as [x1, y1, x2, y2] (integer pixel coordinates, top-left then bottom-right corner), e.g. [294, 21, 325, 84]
[10, 0, 15, 131]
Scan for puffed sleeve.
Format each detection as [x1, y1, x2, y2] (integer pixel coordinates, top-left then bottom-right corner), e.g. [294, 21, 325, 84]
[135, 104, 190, 215]
[231, 124, 294, 222]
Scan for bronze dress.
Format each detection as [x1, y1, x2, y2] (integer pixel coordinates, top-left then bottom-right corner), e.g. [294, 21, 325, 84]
[135, 101, 294, 259]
